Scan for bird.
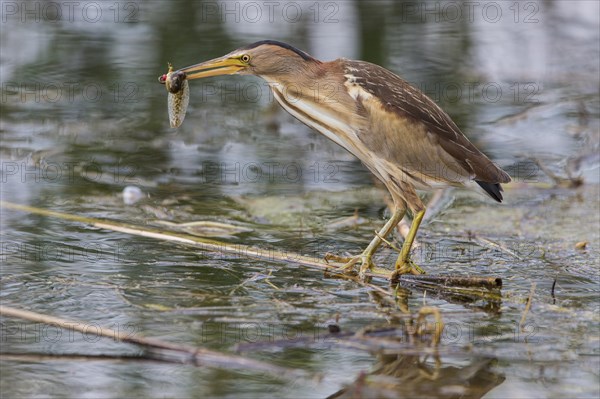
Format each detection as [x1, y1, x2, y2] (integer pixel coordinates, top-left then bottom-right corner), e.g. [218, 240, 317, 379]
[173, 40, 511, 278]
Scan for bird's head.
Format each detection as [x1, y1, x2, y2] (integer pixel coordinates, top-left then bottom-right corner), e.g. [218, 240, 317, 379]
[179, 40, 320, 81]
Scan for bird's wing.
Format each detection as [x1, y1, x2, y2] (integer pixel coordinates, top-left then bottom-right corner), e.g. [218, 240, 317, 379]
[343, 60, 511, 185]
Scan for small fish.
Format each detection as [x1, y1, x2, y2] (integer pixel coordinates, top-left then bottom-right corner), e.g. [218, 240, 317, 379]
[159, 64, 189, 128]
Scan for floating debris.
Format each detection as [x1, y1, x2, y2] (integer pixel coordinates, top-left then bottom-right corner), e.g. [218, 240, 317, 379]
[122, 186, 144, 205]
[153, 220, 253, 238]
[159, 64, 189, 128]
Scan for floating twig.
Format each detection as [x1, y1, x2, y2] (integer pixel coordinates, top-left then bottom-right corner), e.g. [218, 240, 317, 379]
[0, 353, 170, 364]
[0, 305, 313, 380]
[532, 157, 583, 188]
[474, 236, 522, 260]
[519, 282, 536, 332]
[392, 275, 503, 304]
[1, 201, 503, 301]
[393, 275, 502, 289]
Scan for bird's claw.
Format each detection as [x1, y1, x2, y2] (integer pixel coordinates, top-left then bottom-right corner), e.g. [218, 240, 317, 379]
[324, 252, 376, 280]
[391, 258, 425, 282]
[324, 252, 351, 264]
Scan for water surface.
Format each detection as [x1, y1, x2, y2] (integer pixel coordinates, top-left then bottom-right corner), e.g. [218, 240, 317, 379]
[1, 1, 599, 398]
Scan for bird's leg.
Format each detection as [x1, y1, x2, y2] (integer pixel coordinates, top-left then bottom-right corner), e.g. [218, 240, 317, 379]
[393, 209, 426, 276]
[334, 207, 406, 278]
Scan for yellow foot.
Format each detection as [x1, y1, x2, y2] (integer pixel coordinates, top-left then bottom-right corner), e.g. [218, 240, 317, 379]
[324, 252, 376, 279]
[391, 258, 426, 281]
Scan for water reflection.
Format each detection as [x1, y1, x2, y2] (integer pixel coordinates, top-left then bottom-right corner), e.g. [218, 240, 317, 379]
[328, 355, 505, 399]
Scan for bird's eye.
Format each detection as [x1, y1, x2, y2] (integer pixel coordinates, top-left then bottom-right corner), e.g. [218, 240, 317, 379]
[240, 54, 251, 64]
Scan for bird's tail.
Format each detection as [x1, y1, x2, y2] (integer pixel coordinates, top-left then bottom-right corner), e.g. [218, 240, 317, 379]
[475, 181, 504, 202]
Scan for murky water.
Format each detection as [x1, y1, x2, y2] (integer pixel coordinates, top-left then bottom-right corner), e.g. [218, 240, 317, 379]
[1, 1, 599, 398]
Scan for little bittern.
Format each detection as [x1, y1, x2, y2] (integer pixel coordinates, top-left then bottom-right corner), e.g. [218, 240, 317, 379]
[175, 40, 511, 277]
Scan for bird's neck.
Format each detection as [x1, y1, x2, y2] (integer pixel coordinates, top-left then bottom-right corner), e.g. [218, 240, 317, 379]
[261, 62, 369, 159]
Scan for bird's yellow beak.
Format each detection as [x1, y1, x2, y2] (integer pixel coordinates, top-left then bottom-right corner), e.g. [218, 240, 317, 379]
[179, 56, 246, 80]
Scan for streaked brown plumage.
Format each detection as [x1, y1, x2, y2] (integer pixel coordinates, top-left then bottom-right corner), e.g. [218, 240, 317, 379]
[175, 40, 511, 277]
